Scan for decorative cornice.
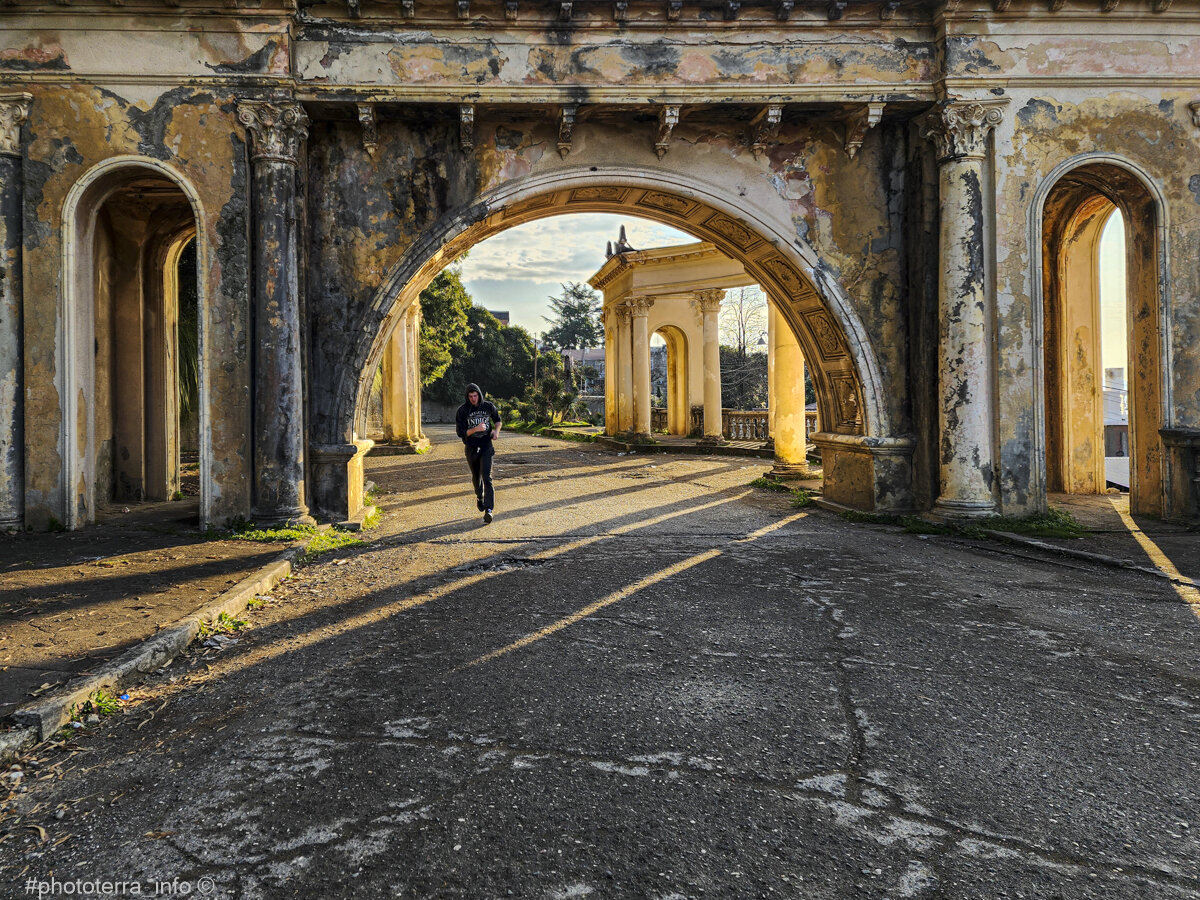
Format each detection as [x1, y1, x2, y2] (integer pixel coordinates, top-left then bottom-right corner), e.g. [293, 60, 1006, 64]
[0, 94, 32, 159]
[694, 288, 725, 312]
[918, 98, 1007, 163]
[237, 99, 309, 166]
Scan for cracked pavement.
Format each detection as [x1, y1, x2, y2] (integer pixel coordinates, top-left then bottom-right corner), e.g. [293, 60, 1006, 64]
[2, 426, 1198, 899]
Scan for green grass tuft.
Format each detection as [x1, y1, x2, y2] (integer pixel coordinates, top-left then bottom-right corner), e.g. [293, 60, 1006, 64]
[230, 523, 320, 543]
[301, 528, 365, 561]
[790, 488, 815, 509]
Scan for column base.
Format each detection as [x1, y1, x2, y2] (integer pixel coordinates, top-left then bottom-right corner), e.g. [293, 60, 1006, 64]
[929, 497, 997, 521]
[768, 462, 815, 480]
[697, 435, 728, 446]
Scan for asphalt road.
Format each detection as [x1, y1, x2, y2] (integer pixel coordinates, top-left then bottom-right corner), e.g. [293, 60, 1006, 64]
[3, 426, 1198, 899]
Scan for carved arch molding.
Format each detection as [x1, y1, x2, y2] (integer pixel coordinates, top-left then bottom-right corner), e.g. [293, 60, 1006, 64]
[395, 183, 866, 437]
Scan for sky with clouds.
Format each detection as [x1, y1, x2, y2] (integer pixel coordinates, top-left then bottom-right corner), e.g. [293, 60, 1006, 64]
[454, 214, 693, 337]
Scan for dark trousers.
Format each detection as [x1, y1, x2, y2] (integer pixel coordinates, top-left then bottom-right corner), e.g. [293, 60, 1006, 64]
[466, 444, 495, 511]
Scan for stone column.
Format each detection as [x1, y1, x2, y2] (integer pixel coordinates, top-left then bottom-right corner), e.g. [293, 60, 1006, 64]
[766, 302, 777, 445]
[617, 304, 634, 433]
[919, 99, 1006, 519]
[406, 303, 425, 443]
[769, 303, 809, 476]
[696, 289, 725, 443]
[0, 94, 30, 529]
[381, 324, 407, 443]
[629, 295, 653, 439]
[603, 306, 618, 435]
[238, 99, 314, 525]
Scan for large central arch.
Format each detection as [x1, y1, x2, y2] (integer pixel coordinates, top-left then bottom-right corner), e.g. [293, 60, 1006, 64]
[321, 167, 913, 518]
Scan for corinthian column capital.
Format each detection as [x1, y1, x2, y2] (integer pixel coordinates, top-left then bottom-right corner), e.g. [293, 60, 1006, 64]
[237, 100, 310, 166]
[918, 99, 1007, 163]
[627, 294, 654, 316]
[694, 288, 725, 313]
[0, 94, 33, 158]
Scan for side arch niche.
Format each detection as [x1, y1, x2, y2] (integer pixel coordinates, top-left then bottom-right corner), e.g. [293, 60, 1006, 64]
[59, 157, 211, 529]
[317, 170, 913, 522]
[1036, 158, 1170, 518]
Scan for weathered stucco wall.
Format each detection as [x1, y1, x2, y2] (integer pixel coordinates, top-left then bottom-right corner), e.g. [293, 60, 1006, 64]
[3, 0, 1199, 525]
[17, 85, 254, 528]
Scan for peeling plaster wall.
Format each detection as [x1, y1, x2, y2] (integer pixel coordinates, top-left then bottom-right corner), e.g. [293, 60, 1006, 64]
[992, 87, 1200, 513]
[294, 23, 936, 91]
[17, 84, 253, 528]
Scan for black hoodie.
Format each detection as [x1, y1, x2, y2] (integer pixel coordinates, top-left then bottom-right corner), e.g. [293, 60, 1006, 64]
[456, 382, 500, 450]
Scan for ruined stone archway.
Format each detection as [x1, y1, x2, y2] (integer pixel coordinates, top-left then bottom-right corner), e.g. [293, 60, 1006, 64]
[60, 156, 211, 528]
[316, 169, 912, 521]
[1033, 155, 1172, 517]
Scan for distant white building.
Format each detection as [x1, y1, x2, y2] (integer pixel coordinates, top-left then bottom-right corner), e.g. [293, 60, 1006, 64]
[1104, 366, 1130, 488]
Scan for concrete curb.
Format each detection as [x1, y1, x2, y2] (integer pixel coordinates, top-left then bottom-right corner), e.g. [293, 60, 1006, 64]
[981, 530, 1198, 590]
[3, 540, 308, 758]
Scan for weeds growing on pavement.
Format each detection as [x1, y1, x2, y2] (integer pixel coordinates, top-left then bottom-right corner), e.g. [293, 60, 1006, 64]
[360, 508, 382, 531]
[80, 690, 122, 718]
[230, 523, 321, 543]
[300, 529, 365, 561]
[838, 507, 1089, 540]
[199, 612, 247, 638]
[751, 477, 815, 508]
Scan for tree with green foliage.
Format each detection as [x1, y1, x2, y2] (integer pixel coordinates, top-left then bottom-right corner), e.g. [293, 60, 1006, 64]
[418, 267, 472, 387]
[542, 282, 603, 351]
[424, 307, 541, 406]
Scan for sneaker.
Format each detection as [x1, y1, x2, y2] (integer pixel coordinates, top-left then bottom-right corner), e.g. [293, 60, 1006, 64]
[476, 498, 485, 512]
[483, 509, 493, 524]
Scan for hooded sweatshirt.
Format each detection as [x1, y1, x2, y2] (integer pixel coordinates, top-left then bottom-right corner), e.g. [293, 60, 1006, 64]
[456, 382, 500, 450]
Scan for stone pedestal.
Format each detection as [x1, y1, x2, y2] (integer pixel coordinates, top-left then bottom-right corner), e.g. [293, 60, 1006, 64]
[919, 99, 1006, 520]
[696, 289, 726, 444]
[238, 99, 314, 526]
[310, 439, 375, 528]
[629, 295, 653, 440]
[0, 94, 30, 529]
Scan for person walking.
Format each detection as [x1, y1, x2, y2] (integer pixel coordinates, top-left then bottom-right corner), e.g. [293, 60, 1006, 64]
[456, 382, 502, 523]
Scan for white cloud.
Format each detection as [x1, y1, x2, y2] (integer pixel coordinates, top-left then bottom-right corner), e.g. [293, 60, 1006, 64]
[456, 213, 694, 334]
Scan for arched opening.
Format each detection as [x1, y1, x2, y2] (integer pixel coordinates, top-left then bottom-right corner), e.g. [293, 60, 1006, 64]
[315, 171, 907, 522]
[1040, 160, 1166, 516]
[654, 325, 690, 436]
[61, 159, 207, 528]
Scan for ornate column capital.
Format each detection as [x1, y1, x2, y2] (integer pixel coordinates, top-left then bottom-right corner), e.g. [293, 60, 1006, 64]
[694, 288, 725, 313]
[0, 94, 33, 158]
[615, 302, 633, 324]
[627, 294, 654, 316]
[918, 99, 1007, 163]
[237, 99, 310, 167]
